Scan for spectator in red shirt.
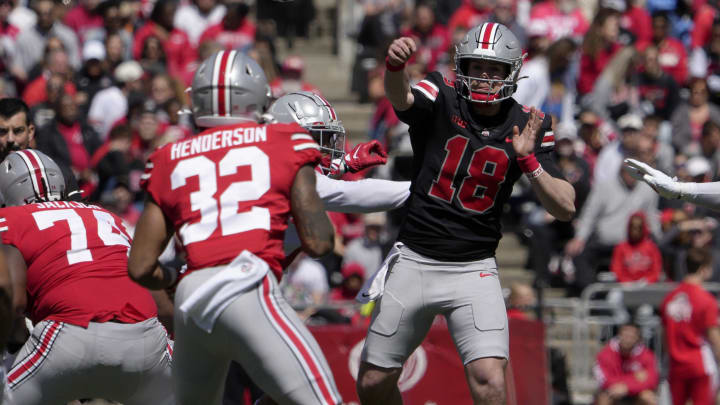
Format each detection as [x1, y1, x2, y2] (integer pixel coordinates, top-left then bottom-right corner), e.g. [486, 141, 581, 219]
[621, 0, 652, 48]
[21, 48, 77, 108]
[611, 212, 662, 283]
[198, 0, 255, 53]
[448, 0, 492, 37]
[62, 0, 103, 43]
[133, 0, 195, 83]
[529, 0, 589, 42]
[594, 323, 659, 405]
[662, 246, 720, 405]
[690, 2, 716, 50]
[577, 8, 623, 96]
[651, 11, 688, 85]
[401, 3, 448, 74]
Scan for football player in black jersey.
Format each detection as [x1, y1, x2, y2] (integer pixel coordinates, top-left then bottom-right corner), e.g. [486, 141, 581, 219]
[356, 22, 576, 405]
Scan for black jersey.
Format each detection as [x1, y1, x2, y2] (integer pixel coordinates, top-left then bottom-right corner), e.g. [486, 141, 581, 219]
[395, 71, 565, 262]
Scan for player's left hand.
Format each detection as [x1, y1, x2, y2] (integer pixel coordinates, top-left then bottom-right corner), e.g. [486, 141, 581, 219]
[344, 140, 388, 172]
[512, 107, 542, 157]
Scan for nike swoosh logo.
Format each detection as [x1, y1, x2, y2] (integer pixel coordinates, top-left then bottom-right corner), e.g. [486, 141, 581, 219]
[361, 292, 371, 297]
[479, 272, 494, 278]
[353, 148, 360, 159]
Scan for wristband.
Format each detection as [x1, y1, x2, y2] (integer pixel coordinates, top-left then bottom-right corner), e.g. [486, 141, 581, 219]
[517, 153, 540, 173]
[385, 56, 405, 72]
[527, 166, 544, 178]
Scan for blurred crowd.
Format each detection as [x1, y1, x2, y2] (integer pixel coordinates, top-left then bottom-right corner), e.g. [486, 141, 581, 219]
[3, 0, 720, 326]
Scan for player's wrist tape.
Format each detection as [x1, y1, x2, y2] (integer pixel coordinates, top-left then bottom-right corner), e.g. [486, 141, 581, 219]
[517, 153, 540, 174]
[385, 56, 405, 72]
[527, 166, 544, 178]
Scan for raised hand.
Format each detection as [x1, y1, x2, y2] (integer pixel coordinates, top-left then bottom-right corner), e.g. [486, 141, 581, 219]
[624, 158, 682, 199]
[513, 107, 542, 157]
[387, 37, 417, 67]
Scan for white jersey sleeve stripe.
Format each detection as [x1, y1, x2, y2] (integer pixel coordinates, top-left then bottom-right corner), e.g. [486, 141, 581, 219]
[293, 143, 320, 151]
[291, 134, 314, 141]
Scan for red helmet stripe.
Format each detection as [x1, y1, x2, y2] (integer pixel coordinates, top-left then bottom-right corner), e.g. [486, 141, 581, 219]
[481, 23, 495, 50]
[314, 93, 336, 120]
[216, 51, 232, 116]
[16, 150, 47, 198]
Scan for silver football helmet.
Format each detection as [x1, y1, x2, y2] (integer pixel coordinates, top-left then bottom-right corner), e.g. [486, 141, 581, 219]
[190, 50, 271, 127]
[455, 22, 525, 103]
[267, 91, 346, 175]
[0, 149, 65, 206]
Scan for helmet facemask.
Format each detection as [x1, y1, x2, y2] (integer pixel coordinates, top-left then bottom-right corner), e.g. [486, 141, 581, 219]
[455, 56, 521, 103]
[309, 124, 346, 175]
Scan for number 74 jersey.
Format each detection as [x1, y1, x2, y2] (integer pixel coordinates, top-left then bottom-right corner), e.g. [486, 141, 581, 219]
[0, 201, 157, 326]
[141, 121, 322, 278]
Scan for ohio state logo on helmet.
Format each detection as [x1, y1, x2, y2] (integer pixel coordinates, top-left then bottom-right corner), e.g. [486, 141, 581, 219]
[454, 23, 525, 104]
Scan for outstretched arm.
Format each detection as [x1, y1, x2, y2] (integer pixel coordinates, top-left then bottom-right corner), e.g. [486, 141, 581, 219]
[315, 172, 411, 213]
[625, 158, 720, 210]
[292, 165, 335, 257]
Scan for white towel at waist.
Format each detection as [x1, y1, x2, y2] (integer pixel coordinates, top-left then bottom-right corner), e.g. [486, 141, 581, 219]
[178, 250, 269, 333]
[356, 242, 403, 304]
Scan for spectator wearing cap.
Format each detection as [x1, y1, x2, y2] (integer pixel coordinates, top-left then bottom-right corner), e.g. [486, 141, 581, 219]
[671, 78, 720, 154]
[651, 12, 687, 86]
[342, 212, 387, 280]
[88, 60, 144, 140]
[133, 0, 195, 83]
[269, 55, 320, 98]
[529, 0, 589, 43]
[565, 146, 660, 296]
[75, 40, 112, 113]
[634, 44, 680, 118]
[13, 0, 80, 76]
[513, 20, 551, 109]
[21, 48, 77, 108]
[400, 3, 449, 74]
[198, 0, 255, 54]
[594, 114, 644, 184]
[577, 8, 623, 96]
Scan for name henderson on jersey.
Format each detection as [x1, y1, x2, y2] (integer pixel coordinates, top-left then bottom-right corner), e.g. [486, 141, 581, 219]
[33, 201, 101, 210]
[170, 125, 268, 160]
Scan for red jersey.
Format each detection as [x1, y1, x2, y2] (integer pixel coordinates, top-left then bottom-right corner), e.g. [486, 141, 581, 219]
[594, 339, 659, 395]
[141, 122, 321, 278]
[661, 282, 719, 378]
[0, 201, 157, 327]
[198, 20, 256, 52]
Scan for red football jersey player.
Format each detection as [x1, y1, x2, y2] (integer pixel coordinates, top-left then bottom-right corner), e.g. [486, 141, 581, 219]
[140, 120, 323, 278]
[0, 149, 172, 405]
[129, 51, 341, 404]
[662, 247, 720, 405]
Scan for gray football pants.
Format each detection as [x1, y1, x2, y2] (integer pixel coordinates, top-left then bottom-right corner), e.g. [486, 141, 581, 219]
[362, 245, 509, 368]
[5, 317, 173, 405]
[172, 268, 342, 405]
